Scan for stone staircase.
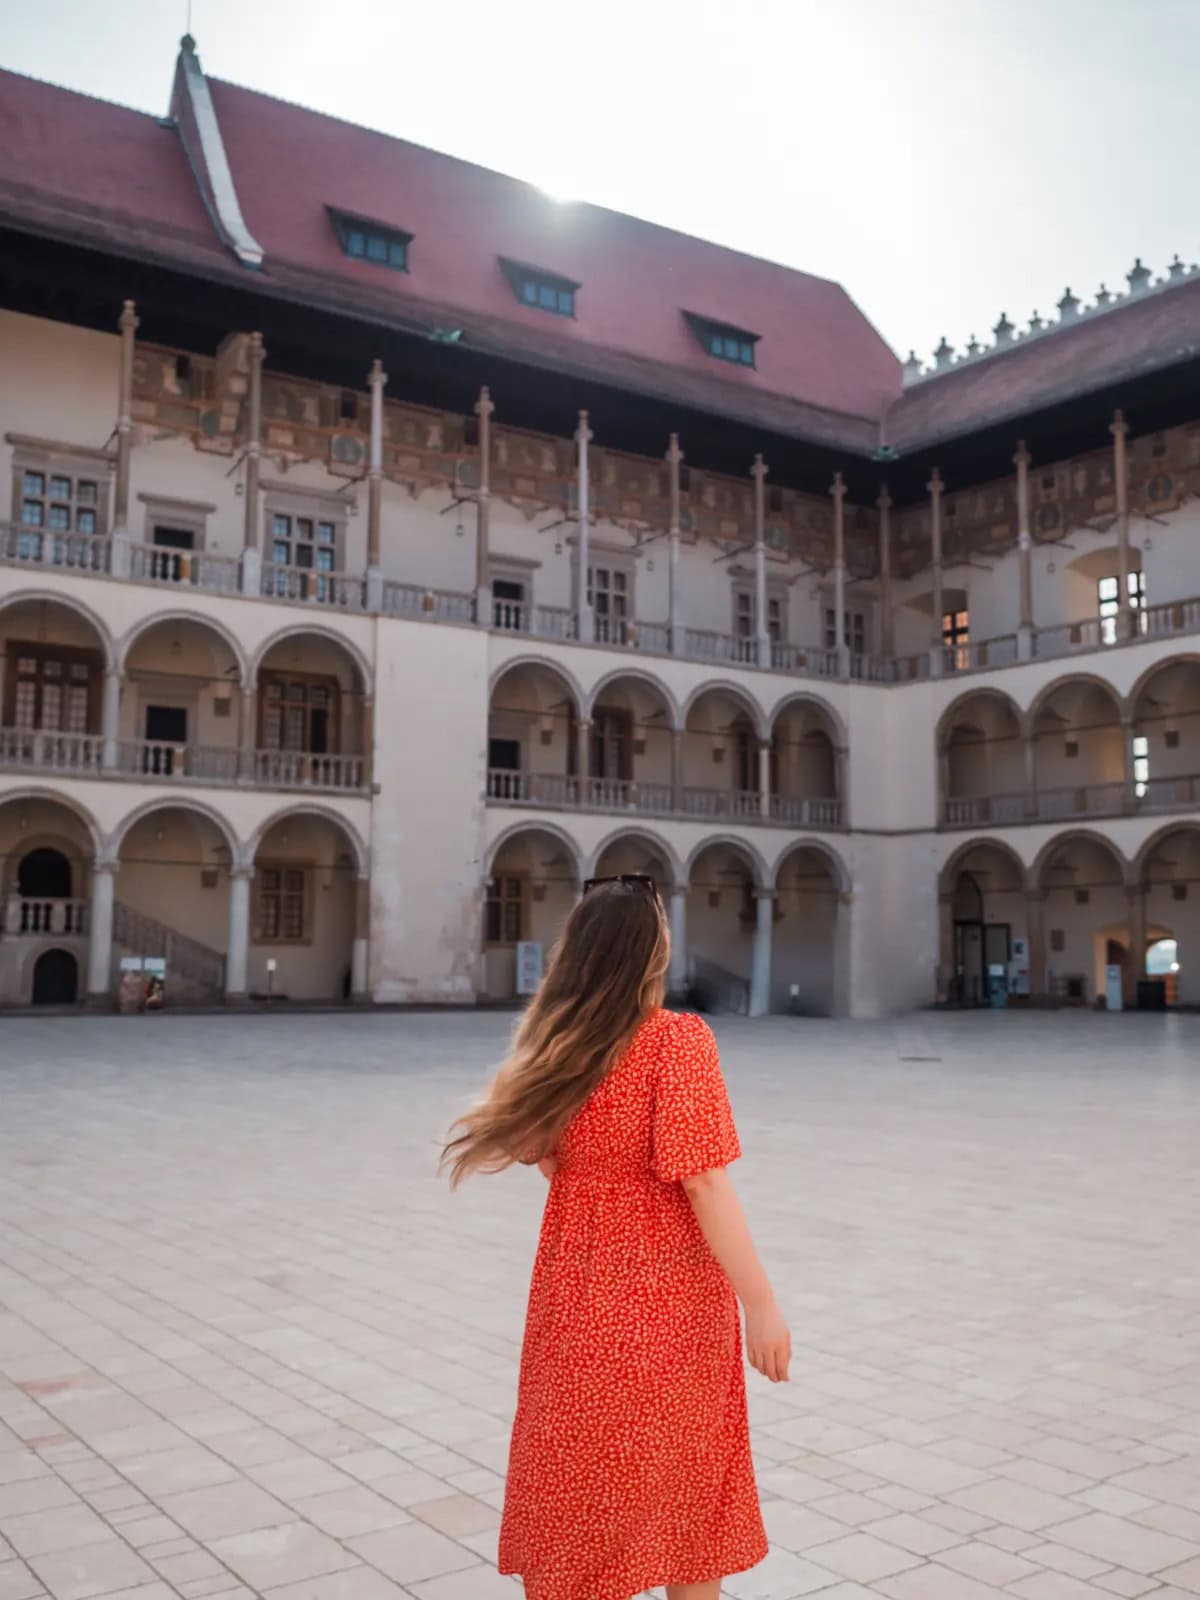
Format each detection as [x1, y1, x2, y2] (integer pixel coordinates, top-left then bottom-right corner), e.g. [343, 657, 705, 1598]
[112, 901, 225, 1004]
[687, 955, 750, 1016]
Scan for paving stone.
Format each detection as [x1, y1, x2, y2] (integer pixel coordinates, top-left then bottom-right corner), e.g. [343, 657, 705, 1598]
[24, 1541, 155, 1600]
[344, 1525, 480, 1586]
[206, 1524, 359, 1590]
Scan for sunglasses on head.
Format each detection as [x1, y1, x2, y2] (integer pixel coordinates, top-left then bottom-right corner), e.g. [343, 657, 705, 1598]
[582, 873, 658, 897]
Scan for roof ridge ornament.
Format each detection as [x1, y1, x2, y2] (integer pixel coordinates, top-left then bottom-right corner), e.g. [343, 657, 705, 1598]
[169, 35, 265, 270]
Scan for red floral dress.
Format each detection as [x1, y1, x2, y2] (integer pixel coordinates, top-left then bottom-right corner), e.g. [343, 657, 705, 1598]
[499, 1009, 767, 1600]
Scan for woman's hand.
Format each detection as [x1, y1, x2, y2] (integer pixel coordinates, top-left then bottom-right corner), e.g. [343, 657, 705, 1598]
[744, 1298, 791, 1383]
[537, 1154, 559, 1181]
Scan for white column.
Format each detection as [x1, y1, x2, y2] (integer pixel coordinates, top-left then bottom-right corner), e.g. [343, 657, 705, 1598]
[928, 467, 945, 676]
[225, 867, 252, 1001]
[831, 471, 848, 676]
[575, 411, 593, 643]
[101, 669, 121, 770]
[86, 861, 117, 1003]
[475, 386, 494, 625]
[1111, 409, 1131, 635]
[749, 890, 774, 1017]
[366, 357, 388, 611]
[877, 484, 894, 658]
[1015, 440, 1034, 659]
[832, 889, 853, 1019]
[352, 875, 370, 1001]
[668, 884, 688, 997]
[110, 300, 138, 579]
[240, 333, 265, 597]
[758, 739, 772, 820]
[751, 454, 769, 666]
[666, 433, 684, 654]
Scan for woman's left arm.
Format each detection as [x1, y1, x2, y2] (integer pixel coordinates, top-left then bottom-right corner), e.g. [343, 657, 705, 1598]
[537, 1155, 559, 1180]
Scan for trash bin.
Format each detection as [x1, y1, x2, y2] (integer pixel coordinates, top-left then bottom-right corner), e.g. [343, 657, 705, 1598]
[1136, 978, 1167, 1011]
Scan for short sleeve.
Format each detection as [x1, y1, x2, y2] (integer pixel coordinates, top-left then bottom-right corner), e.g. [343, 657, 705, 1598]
[651, 1013, 741, 1183]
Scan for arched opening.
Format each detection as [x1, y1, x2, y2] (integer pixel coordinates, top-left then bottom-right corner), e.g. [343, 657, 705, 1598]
[486, 662, 581, 807]
[1130, 659, 1200, 811]
[586, 675, 675, 812]
[0, 595, 110, 773]
[682, 687, 762, 821]
[482, 826, 579, 1000]
[254, 631, 370, 791]
[250, 812, 359, 1002]
[32, 948, 78, 1005]
[940, 841, 1025, 1006]
[1037, 833, 1128, 1005]
[121, 616, 244, 780]
[769, 699, 843, 826]
[1031, 678, 1125, 820]
[0, 796, 94, 1003]
[1142, 825, 1200, 1006]
[115, 805, 234, 1004]
[591, 831, 675, 892]
[771, 844, 843, 1015]
[939, 691, 1024, 826]
[685, 840, 761, 1012]
[18, 847, 72, 900]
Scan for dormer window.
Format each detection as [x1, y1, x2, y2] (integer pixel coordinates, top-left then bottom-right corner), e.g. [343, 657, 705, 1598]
[330, 209, 410, 272]
[500, 259, 577, 317]
[686, 313, 759, 368]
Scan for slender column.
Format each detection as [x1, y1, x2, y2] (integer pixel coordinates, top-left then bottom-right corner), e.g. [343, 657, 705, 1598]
[758, 740, 772, 820]
[937, 891, 955, 1002]
[666, 433, 684, 654]
[1015, 440, 1035, 658]
[470, 386, 495, 627]
[225, 867, 253, 1001]
[575, 412, 593, 643]
[110, 300, 139, 577]
[86, 861, 117, 1003]
[360, 697, 374, 786]
[668, 883, 688, 997]
[365, 359, 388, 610]
[1023, 726, 1038, 819]
[240, 333, 266, 596]
[575, 717, 592, 800]
[671, 728, 683, 811]
[1111, 409, 1131, 636]
[832, 889, 853, 1019]
[834, 747, 849, 827]
[352, 876, 370, 1001]
[752, 454, 770, 666]
[749, 890, 774, 1017]
[1126, 883, 1148, 1006]
[831, 471, 848, 676]
[1025, 889, 1047, 1002]
[101, 669, 122, 770]
[239, 686, 257, 781]
[928, 468, 944, 674]
[877, 483, 893, 658]
[1121, 715, 1138, 813]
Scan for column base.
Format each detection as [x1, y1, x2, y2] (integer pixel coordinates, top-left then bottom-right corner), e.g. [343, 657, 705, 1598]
[223, 990, 250, 1007]
[239, 547, 262, 597]
[84, 991, 114, 1011]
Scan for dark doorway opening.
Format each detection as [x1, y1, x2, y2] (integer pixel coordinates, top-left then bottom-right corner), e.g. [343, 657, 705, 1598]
[32, 948, 79, 1005]
[144, 705, 188, 774]
[18, 848, 72, 899]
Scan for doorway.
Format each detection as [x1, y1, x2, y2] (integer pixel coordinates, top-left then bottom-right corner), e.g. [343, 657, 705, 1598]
[152, 525, 196, 582]
[144, 705, 187, 774]
[18, 847, 72, 899]
[32, 948, 79, 1005]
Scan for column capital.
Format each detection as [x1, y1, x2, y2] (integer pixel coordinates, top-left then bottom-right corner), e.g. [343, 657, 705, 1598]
[575, 410, 593, 446]
[229, 864, 255, 881]
[368, 357, 389, 389]
[1013, 439, 1031, 470]
[927, 466, 944, 498]
[475, 384, 494, 419]
[118, 299, 140, 335]
[1024, 886, 1048, 904]
[750, 451, 769, 483]
[754, 887, 777, 902]
[1124, 880, 1147, 900]
[92, 857, 120, 876]
[876, 482, 892, 512]
[1110, 408, 1128, 441]
[665, 432, 684, 466]
[249, 329, 266, 364]
[829, 470, 846, 504]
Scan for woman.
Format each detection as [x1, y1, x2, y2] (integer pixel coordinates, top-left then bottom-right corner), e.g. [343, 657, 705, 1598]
[442, 874, 790, 1600]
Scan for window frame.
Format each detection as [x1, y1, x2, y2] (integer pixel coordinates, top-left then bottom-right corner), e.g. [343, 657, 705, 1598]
[258, 671, 341, 756]
[4, 641, 102, 734]
[10, 442, 112, 557]
[684, 312, 760, 369]
[263, 495, 347, 601]
[1098, 570, 1147, 644]
[823, 604, 868, 656]
[499, 258, 579, 319]
[329, 208, 411, 273]
[732, 580, 788, 645]
[484, 873, 527, 946]
[255, 861, 311, 945]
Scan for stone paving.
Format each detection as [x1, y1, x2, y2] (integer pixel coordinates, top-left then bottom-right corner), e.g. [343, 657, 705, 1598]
[1, 1010, 1200, 1600]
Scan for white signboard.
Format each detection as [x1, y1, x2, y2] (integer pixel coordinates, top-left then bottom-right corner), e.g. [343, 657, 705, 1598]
[515, 941, 544, 996]
[1010, 936, 1030, 997]
[1105, 963, 1124, 1013]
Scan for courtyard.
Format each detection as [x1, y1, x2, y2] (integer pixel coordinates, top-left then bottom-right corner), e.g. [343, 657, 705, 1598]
[0, 1011, 1199, 1600]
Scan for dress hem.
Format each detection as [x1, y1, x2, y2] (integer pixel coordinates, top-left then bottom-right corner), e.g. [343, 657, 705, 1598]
[498, 1536, 769, 1600]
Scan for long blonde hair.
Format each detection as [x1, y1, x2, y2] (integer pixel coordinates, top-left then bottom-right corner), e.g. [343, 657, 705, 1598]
[441, 878, 670, 1187]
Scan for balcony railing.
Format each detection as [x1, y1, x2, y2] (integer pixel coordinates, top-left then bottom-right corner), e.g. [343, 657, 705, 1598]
[116, 740, 241, 782]
[1, 522, 111, 573]
[251, 751, 367, 791]
[128, 541, 240, 593]
[942, 635, 1020, 674]
[4, 895, 89, 936]
[485, 769, 842, 827]
[262, 564, 367, 609]
[944, 793, 1027, 827]
[942, 778, 1200, 827]
[0, 727, 104, 773]
[384, 581, 476, 623]
[1139, 774, 1200, 810]
[770, 795, 843, 827]
[585, 778, 674, 813]
[487, 769, 579, 806]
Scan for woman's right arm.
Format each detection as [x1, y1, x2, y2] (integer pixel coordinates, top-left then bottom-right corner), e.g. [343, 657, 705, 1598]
[682, 1167, 792, 1383]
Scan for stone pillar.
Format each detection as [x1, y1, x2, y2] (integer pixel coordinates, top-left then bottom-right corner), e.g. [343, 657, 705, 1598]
[831, 470, 849, 676]
[110, 300, 139, 578]
[758, 739, 772, 820]
[668, 884, 688, 998]
[101, 669, 122, 770]
[86, 860, 117, 1004]
[1026, 889, 1047, 1002]
[937, 891, 955, 1002]
[666, 433, 684, 654]
[575, 412, 594, 644]
[671, 728, 683, 812]
[832, 889, 854, 1019]
[1023, 727, 1038, 819]
[1126, 883, 1147, 1006]
[575, 717, 592, 801]
[352, 875, 371, 1002]
[834, 747, 849, 827]
[1111, 409, 1131, 636]
[1015, 440, 1035, 659]
[475, 386, 494, 625]
[1122, 715, 1138, 812]
[360, 697, 374, 787]
[749, 890, 774, 1017]
[751, 454, 770, 667]
[225, 867, 253, 1001]
[366, 358, 388, 611]
[239, 686, 257, 781]
[877, 483, 893, 658]
[240, 332, 265, 597]
[928, 467, 944, 675]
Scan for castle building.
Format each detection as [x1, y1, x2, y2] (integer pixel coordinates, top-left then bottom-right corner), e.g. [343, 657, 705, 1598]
[2, 37, 1199, 1014]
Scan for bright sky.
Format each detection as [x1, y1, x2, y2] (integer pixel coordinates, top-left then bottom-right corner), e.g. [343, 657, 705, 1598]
[2, 0, 1195, 367]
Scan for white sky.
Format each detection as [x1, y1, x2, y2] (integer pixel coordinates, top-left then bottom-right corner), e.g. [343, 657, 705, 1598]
[2, 0, 1196, 366]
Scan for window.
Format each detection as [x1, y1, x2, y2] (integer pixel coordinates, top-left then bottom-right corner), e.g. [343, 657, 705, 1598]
[592, 707, 633, 781]
[330, 210, 410, 272]
[492, 577, 526, 630]
[1098, 571, 1146, 644]
[685, 313, 759, 368]
[500, 258, 578, 317]
[485, 875, 525, 944]
[260, 675, 336, 754]
[734, 588, 785, 658]
[5, 644, 97, 733]
[942, 608, 970, 670]
[257, 866, 307, 942]
[825, 608, 867, 655]
[269, 512, 338, 600]
[1132, 734, 1150, 799]
[588, 566, 630, 644]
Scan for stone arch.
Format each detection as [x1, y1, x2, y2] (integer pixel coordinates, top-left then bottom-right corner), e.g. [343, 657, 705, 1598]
[249, 623, 372, 693]
[770, 836, 851, 896]
[585, 667, 679, 728]
[1134, 820, 1200, 886]
[243, 803, 369, 876]
[484, 818, 583, 881]
[109, 795, 240, 863]
[767, 690, 849, 751]
[937, 835, 1029, 896]
[0, 786, 102, 859]
[1032, 827, 1131, 891]
[585, 825, 684, 890]
[1127, 652, 1200, 715]
[683, 832, 769, 891]
[488, 654, 585, 715]
[117, 609, 248, 682]
[0, 588, 116, 671]
[1028, 671, 1126, 730]
[936, 687, 1026, 751]
[680, 679, 768, 741]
